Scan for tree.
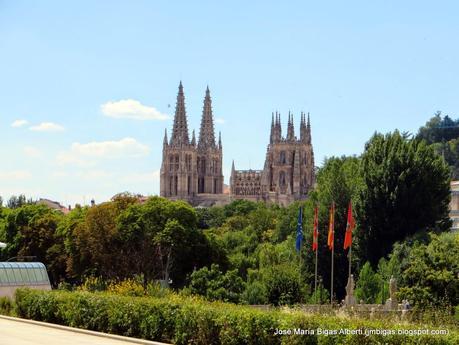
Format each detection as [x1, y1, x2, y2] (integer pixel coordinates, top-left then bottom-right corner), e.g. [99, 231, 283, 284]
[417, 112, 459, 178]
[57, 205, 87, 282]
[417, 111, 459, 144]
[6, 195, 32, 209]
[398, 232, 459, 306]
[241, 281, 268, 305]
[189, 264, 245, 303]
[73, 201, 125, 280]
[116, 196, 212, 287]
[355, 262, 381, 303]
[304, 156, 363, 301]
[1, 204, 66, 285]
[263, 264, 302, 306]
[358, 131, 451, 265]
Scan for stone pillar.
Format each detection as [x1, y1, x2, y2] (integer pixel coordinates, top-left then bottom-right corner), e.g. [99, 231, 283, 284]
[344, 274, 356, 306]
[385, 276, 398, 310]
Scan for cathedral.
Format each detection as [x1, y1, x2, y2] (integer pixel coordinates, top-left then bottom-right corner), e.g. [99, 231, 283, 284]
[160, 82, 315, 206]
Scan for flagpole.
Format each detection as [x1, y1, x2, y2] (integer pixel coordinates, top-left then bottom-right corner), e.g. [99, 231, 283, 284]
[314, 243, 318, 303]
[348, 244, 352, 279]
[330, 243, 334, 304]
[329, 202, 335, 305]
[299, 240, 302, 288]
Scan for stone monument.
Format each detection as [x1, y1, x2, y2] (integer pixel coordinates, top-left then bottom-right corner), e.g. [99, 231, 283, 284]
[344, 274, 356, 306]
[385, 275, 398, 310]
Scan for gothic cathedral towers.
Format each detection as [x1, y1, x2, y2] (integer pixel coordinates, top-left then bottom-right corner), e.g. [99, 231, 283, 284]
[231, 111, 315, 206]
[160, 82, 223, 202]
[161, 82, 315, 206]
[197, 87, 224, 194]
[260, 112, 315, 203]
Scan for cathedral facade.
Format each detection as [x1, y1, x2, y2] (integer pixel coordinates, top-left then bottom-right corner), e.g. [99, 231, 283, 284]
[230, 112, 315, 206]
[160, 82, 225, 206]
[160, 82, 315, 206]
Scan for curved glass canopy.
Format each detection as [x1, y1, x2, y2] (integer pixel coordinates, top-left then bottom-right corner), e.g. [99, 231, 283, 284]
[0, 262, 50, 286]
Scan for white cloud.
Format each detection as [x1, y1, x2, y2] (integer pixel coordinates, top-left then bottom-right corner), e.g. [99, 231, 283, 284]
[56, 137, 150, 166]
[30, 122, 65, 132]
[101, 99, 169, 120]
[0, 170, 32, 180]
[215, 117, 225, 124]
[11, 119, 29, 127]
[23, 146, 42, 158]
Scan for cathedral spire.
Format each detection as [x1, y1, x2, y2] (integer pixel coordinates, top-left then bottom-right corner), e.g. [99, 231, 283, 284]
[170, 81, 190, 146]
[198, 86, 216, 149]
[306, 112, 312, 144]
[218, 131, 222, 149]
[287, 111, 295, 141]
[300, 111, 307, 142]
[163, 128, 168, 146]
[277, 112, 282, 140]
[270, 112, 275, 144]
[191, 129, 196, 146]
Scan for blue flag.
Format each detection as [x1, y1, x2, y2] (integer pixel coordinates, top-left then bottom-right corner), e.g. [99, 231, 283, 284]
[295, 207, 303, 252]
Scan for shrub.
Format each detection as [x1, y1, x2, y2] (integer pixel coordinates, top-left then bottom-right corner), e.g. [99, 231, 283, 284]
[77, 276, 107, 292]
[307, 285, 329, 305]
[263, 265, 301, 306]
[355, 262, 381, 304]
[242, 281, 268, 305]
[0, 296, 13, 315]
[145, 281, 171, 298]
[14, 289, 459, 345]
[189, 264, 245, 303]
[107, 279, 145, 297]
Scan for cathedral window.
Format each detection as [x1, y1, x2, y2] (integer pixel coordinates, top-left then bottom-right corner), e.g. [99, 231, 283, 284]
[279, 171, 287, 194]
[279, 171, 286, 186]
[280, 151, 286, 164]
[175, 155, 179, 171]
[169, 156, 174, 172]
[201, 158, 206, 174]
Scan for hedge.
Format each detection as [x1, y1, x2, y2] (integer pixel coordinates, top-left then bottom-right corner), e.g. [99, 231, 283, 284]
[13, 289, 459, 345]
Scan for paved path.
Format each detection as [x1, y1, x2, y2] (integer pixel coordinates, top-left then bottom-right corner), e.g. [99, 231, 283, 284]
[0, 316, 169, 345]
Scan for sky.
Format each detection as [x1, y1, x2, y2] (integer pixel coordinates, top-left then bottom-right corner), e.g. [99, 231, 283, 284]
[1, 0, 458, 206]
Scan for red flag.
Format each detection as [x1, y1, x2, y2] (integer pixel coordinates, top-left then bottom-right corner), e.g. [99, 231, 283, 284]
[344, 201, 355, 250]
[312, 206, 319, 251]
[327, 202, 335, 250]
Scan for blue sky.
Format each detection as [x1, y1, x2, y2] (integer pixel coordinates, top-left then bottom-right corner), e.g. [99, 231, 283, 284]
[1, 1, 458, 206]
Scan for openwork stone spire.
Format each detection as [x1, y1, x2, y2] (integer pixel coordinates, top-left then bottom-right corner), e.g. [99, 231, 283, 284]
[287, 111, 295, 141]
[191, 129, 196, 146]
[300, 111, 307, 143]
[276, 112, 282, 141]
[170, 81, 190, 146]
[163, 128, 168, 146]
[306, 112, 312, 144]
[198, 86, 216, 149]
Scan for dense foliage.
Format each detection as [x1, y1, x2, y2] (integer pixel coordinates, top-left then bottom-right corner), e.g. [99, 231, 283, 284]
[417, 111, 459, 178]
[357, 130, 451, 265]
[0, 123, 455, 309]
[13, 288, 459, 345]
[0, 195, 217, 288]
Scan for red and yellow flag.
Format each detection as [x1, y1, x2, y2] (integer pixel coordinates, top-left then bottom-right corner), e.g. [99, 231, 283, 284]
[327, 202, 335, 250]
[344, 201, 355, 250]
[312, 206, 319, 251]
